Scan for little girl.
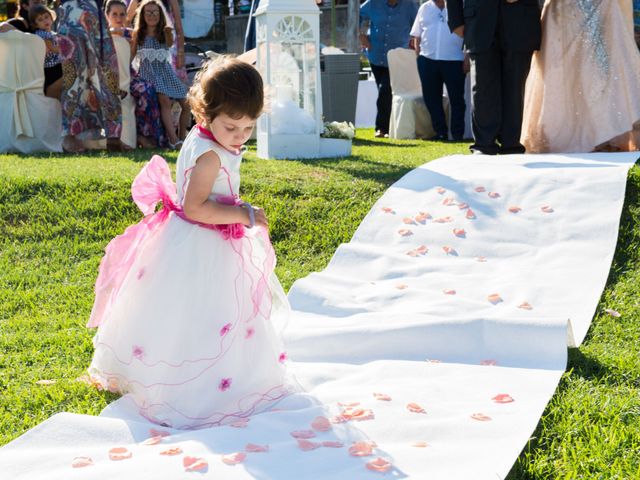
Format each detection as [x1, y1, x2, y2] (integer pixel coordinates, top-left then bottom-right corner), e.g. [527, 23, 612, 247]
[30, 4, 62, 99]
[87, 56, 292, 429]
[132, 0, 190, 149]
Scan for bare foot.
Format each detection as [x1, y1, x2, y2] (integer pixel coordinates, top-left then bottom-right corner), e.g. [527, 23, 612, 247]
[62, 135, 85, 153]
[137, 135, 156, 149]
[107, 138, 134, 152]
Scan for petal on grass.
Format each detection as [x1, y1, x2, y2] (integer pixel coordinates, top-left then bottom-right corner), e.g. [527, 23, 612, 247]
[604, 308, 621, 317]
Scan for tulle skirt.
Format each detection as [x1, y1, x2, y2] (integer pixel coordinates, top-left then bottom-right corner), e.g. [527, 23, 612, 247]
[522, 0, 640, 153]
[89, 214, 291, 429]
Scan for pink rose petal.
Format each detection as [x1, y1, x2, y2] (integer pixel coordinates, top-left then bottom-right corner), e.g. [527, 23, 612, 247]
[604, 308, 621, 317]
[159, 447, 182, 456]
[518, 302, 533, 310]
[395, 283, 408, 290]
[541, 205, 554, 213]
[341, 407, 375, 421]
[184, 456, 208, 471]
[475, 256, 487, 262]
[366, 457, 392, 473]
[290, 430, 316, 439]
[297, 439, 321, 451]
[149, 428, 170, 438]
[321, 441, 344, 448]
[373, 392, 392, 401]
[71, 457, 93, 468]
[492, 393, 515, 404]
[436, 187, 446, 194]
[109, 447, 132, 461]
[433, 216, 453, 223]
[412, 441, 429, 448]
[398, 228, 413, 237]
[402, 217, 416, 225]
[142, 436, 163, 446]
[488, 293, 503, 304]
[453, 228, 466, 237]
[426, 359, 441, 363]
[221, 452, 245, 465]
[442, 246, 457, 255]
[381, 207, 395, 214]
[245, 443, 269, 453]
[471, 413, 492, 421]
[349, 441, 374, 457]
[474, 186, 486, 192]
[407, 402, 426, 414]
[508, 206, 522, 213]
[229, 418, 249, 428]
[443, 289, 456, 295]
[311, 416, 332, 432]
[337, 401, 360, 407]
[442, 197, 455, 206]
[466, 209, 476, 219]
[330, 415, 349, 424]
[480, 359, 497, 366]
[488, 192, 500, 199]
[415, 212, 431, 223]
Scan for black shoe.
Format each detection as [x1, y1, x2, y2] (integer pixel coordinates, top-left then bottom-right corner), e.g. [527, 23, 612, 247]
[430, 133, 448, 142]
[499, 145, 526, 155]
[470, 143, 499, 155]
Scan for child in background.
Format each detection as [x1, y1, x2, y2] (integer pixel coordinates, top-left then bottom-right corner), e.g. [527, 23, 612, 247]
[104, 0, 132, 39]
[131, 0, 190, 149]
[87, 56, 292, 429]
[30, 4, 62, 99]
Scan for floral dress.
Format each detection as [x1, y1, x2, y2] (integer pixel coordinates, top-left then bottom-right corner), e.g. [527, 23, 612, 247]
[57, 0, 122, 139]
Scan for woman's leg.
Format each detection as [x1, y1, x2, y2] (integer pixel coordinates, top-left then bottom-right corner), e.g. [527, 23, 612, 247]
[158, 93, 179, 145]
[178, 99, 191, 140]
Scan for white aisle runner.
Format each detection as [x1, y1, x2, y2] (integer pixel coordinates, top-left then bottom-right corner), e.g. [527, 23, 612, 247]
[0, 153, 637, 479]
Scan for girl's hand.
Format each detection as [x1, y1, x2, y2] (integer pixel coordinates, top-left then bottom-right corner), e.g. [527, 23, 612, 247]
[252, 207, 268, 229]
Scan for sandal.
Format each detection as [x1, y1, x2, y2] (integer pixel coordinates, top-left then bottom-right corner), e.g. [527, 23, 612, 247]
[168, 140, 183, 150]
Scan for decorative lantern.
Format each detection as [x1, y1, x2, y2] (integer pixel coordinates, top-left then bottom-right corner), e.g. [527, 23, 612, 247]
[254, 0, 323, 159]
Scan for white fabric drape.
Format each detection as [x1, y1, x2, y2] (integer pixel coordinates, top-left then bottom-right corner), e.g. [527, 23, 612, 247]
[0, 30, 62, 153]
[113, 35, 136, 149]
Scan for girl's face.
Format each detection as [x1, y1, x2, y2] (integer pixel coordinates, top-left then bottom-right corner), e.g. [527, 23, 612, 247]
[34, 13, 52, 31]
[209, 113, 256, 153]
[107, 4, 126, 29]
[142, 4, 161, 29]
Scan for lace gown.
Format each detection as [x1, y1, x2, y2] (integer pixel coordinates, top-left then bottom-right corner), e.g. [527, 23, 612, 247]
[521, 0, 640, 152]
[88, 127, 291, 429]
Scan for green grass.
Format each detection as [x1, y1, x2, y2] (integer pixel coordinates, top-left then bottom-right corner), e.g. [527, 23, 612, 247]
[0, 129, 639, 478]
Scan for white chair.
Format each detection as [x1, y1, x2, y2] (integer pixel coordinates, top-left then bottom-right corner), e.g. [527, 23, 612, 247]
[0, 30, 63, 153]
[387, 47, 449, 140]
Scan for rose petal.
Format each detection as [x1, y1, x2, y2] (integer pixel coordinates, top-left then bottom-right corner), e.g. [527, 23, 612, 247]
[245, 443, 269, 453]
[321, 441, 344, 448]
[341, 407, 375, 421]
[442, 246, 457, 255]
[142, 436, 163, 446]
[373, 392, 392, 401]
[311, 416, 332, 432]
[398, 228, 413, 236]
[541, 205, 554, 213]
[488, 192, 500, 198]
[381, 207, 395, 214]
[433, 216, 453, 223]
[436, 187, 446, 194]
[471, 413, 492, 421]
[109, 447, 132, 461]
[475, 256, 487, 262]
[221, 452, 246, 465]
[337, 401, 360, 407]
[330, 415, 349, 424]
[488, 293, 503, 304]
[35, 379, 56, 385]
[426, 358, 441, 363]
[518, 302, 533, 310]
[492, 394, 515, 404]
[466, 209, 476, 219]
[415, 212, 431, 223]
[442, 197, 455, 206]
[604, 308, 621, 318]
[412, 441, 429, 448]
[366, 457, 392, 473]
[453, 228, 466, 237]
[416, 245, 428, 253]
[149, 428, 171, 438]
[290, 430, 316, 439]
[508, 206, 522, 213]
[480, 359, 497, 366]
[402, 217, 416, 225]
[443, 289, 456, 295]
[458, 202, 469, 210]
[159, 447, 183, 456]
[474, 186, 486, 192]
[395, 283, 408, 290]
[71, 457, 93, 468]
[184, 457, 208, 471]
[229, 419, 249, 428]
[297, 439, 321, 451]
[349, 441, 374, 457]
[407, 402, 426, 414]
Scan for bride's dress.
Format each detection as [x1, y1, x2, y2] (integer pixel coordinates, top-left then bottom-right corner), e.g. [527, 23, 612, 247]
[522, 0, 640, 153]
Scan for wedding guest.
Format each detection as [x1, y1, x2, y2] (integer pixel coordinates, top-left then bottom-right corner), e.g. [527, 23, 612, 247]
[0, 0, 44, 32]
[410, 0, 466, 141]
[30, 4, 63, 99]
[446, 0, 542, 155]
[360, 0, 418, 138]
[57, 0, 125, 153]
[521, 0, 640, 152]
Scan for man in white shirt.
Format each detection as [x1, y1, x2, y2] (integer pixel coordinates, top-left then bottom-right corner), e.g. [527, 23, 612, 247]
[410, 0, 467, 141]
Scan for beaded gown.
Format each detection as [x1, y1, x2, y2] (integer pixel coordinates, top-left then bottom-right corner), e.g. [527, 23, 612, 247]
[521, 0, 640, 152]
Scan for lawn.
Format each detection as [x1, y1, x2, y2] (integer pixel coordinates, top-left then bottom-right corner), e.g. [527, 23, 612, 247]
[0, 129, 638, 478]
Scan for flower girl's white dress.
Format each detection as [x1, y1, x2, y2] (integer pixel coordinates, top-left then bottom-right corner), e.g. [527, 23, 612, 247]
[88, 126, 291, 429]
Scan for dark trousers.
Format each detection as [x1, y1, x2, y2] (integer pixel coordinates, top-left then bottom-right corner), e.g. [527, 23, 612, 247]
[416, 56, 466, 140]
[469, 44, 533, 154]
[370, 63, 392, 134]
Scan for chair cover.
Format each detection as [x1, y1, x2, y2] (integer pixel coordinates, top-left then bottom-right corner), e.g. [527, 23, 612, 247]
[388, 48, 450, 140]
[0, 30, 62, 153]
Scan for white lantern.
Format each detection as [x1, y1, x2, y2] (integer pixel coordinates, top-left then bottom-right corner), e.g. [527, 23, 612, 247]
[254, 0, 323, 159]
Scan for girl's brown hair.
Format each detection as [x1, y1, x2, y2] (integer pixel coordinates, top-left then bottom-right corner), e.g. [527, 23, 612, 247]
[189, 56, 264, 125]
[29, 4, 56, 25]
[133, 0, 172, 47]
[105, 0, 127, 15]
